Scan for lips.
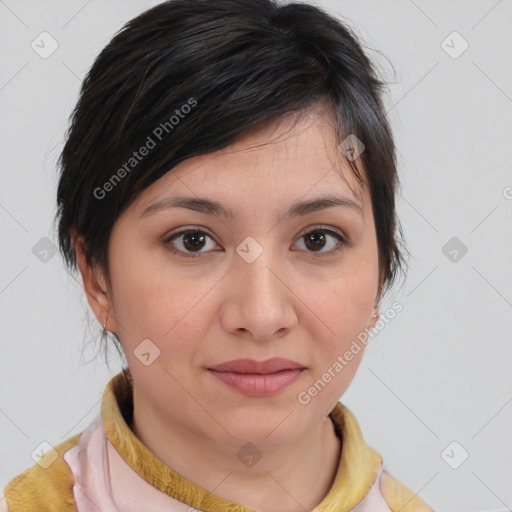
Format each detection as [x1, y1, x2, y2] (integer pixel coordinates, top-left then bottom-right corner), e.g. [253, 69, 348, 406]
[207, 358, 306, 397]
[208, 358, 306, 374]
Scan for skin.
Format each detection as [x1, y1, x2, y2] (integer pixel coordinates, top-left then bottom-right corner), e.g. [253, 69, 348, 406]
[74, 104, 381, 512]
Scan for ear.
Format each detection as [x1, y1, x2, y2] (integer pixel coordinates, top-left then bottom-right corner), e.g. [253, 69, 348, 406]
[72, 232, 117, 333]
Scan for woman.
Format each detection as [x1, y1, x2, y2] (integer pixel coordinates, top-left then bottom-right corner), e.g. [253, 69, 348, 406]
[1, 0, 433, 510]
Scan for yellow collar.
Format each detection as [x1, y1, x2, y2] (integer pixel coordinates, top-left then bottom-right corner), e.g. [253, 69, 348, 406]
[101, 371, 383, 512]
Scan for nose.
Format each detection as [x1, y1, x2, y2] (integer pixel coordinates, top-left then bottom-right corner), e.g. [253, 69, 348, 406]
[219, 245, 298, 341]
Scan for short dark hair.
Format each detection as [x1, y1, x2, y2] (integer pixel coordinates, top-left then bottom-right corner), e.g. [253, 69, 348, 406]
[55, 0, 404, 304]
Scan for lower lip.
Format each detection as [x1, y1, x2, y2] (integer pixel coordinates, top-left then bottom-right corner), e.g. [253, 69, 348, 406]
[208, 368, 305, 397]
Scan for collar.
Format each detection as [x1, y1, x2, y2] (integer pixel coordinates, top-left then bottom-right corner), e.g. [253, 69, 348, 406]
[101, 370, 383, 512]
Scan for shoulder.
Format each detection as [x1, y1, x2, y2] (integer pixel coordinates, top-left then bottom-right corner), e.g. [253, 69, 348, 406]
[380, 471, 435, 511]
[2, 432, 81, 512]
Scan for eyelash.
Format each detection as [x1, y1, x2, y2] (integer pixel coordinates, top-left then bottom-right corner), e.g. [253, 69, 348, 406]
[163, 226, 347, 259]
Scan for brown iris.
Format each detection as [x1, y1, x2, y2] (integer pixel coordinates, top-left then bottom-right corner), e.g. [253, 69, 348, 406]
[304, 230, 327, 252]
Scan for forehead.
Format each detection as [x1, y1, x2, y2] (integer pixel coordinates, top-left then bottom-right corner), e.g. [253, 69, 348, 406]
[132, 106, 368, 215]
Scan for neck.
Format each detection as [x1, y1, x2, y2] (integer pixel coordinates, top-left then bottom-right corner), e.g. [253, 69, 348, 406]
[131, 392, 342, 512]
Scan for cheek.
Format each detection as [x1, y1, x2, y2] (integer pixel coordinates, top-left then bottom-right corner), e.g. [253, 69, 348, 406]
[320, 261, 378, 335]
[306, 249, 378, 390]
[108, 244, 217, 358]
[303, 275, 374, 404]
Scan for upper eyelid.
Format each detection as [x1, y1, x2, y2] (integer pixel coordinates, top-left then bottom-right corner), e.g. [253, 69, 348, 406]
[165, 225, 345, 239]
[164, 226, 218, 243]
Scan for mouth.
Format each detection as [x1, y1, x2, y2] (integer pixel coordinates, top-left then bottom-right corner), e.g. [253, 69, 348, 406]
[207, 358, 306, 397]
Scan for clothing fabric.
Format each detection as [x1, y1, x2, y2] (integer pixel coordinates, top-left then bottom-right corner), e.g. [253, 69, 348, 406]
[1, 371, 433, 511]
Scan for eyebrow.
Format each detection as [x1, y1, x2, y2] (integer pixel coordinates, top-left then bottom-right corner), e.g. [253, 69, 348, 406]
[139, 194, 362, 219]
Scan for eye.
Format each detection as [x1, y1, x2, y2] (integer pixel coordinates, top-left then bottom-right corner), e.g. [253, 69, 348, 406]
[164, 229, 220, 258]
[164, 226, 347, 259]
[293, 228, 346, 254]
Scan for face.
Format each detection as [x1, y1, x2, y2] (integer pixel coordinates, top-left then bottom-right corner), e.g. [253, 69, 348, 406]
[80, 106, 380, 451]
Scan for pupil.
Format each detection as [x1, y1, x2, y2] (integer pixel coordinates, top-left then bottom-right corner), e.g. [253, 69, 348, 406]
[184, 232, 205, 251]
[305, 231, 325, 251]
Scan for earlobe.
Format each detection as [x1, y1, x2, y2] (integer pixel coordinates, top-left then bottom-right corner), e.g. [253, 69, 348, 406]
[72, 233, 115, 332]
[367, 308, 379, 330]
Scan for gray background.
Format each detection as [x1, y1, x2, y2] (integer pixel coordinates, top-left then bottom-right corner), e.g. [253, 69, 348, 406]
[1, 1, 511, 511]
